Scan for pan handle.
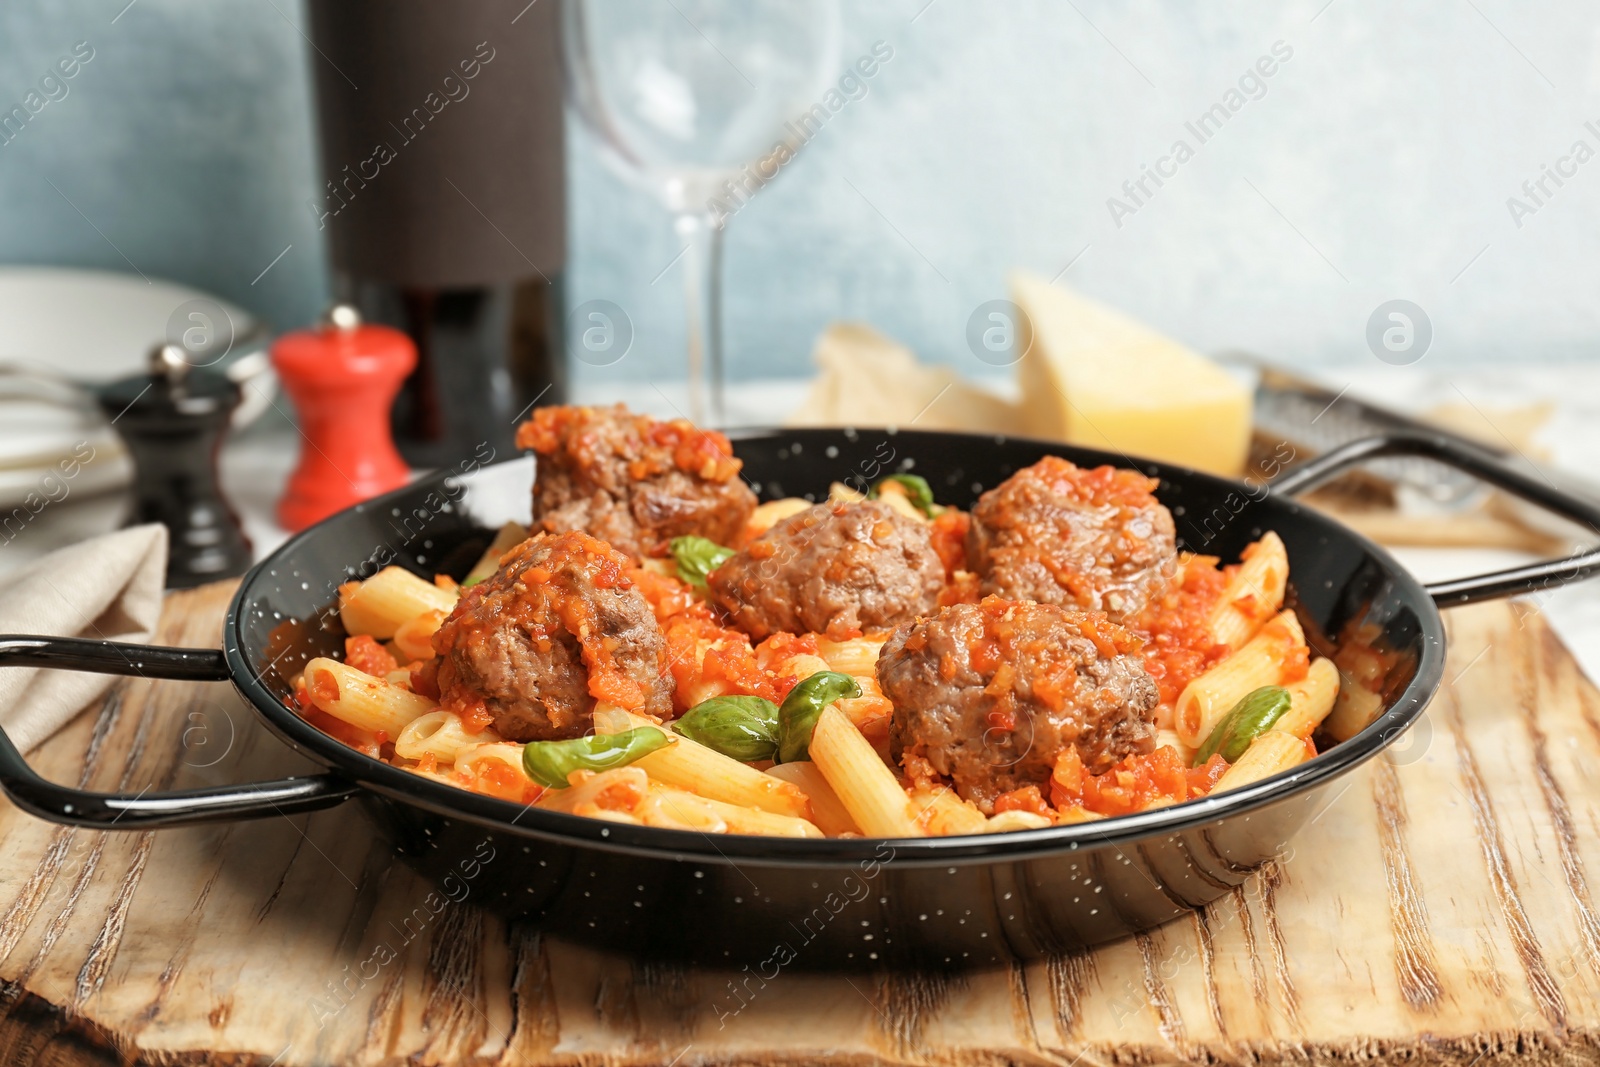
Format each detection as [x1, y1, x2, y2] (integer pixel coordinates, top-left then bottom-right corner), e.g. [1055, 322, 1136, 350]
[1272, 433, 1600, 607]
[0, 635, 359, 829]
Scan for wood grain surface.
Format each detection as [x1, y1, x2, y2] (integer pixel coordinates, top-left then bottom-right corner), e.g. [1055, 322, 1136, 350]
[0, 581, 1599, 1065]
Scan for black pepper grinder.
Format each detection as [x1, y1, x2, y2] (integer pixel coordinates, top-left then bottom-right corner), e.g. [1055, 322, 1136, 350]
[97, 344, 252, 589]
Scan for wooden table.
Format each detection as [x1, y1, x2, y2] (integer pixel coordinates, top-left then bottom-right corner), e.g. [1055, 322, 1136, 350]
[1, 581, 1598, 1065]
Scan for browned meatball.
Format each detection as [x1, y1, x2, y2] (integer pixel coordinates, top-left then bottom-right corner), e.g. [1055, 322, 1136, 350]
[967, 456, 1176, 622]
[516, 404, 757, 561]
[431, 531, 672, 742]
[708, 500, 944, 641]
[878, 598, 1158, 812]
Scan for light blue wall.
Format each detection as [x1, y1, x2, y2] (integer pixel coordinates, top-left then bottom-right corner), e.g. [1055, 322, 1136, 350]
[3, 0, 1597, 387]
[0, 0, 327, 334]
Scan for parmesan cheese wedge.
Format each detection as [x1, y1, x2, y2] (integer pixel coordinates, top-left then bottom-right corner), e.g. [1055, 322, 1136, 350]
[1010, 271, 1252, 476]
[787, 322, 1019, 433]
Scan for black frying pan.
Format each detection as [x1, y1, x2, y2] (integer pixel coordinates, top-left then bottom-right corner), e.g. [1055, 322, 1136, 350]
[1, 429, 1596, 969]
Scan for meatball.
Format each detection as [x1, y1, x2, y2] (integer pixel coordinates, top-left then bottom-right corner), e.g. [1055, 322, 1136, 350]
[516, 404, 757, 561]
[431, 531, 672, 742]
[878, 597, 1158, 811]
[708, 500, 944, 641]
[967, 456, 1176, 622]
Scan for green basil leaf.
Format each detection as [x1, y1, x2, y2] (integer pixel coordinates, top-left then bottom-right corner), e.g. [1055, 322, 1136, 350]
[675, 695, 781, 762]
[669, 535, 735, 589]
[522, 727, 670, 788]
[1193, 686, 1293, 767]
[777, 671, 863, 764]
[869, 473, 942, 517]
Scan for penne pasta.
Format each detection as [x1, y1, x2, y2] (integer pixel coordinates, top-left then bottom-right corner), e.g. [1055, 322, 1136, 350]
[303, 658, 436, 737]
[393, 609, 446, 662]
[828, 481, 867, 504]
[743, 497, 811, 541]
[536, 767, 649, 814]
[1175, 610, 1305, 748]
[1323, 679, 1385, 743]
[908, 784, 987, 836]
[1206, 531, 1289, 650]
[455, 742, 537, 780]
[766, 761, 862, 836]
[872, 482, 927, 522]
[1211, 731, 1309, 794]
[1271, 657, 1341, 739]
[401, 763, 460, 787]
[648, 785, 824, 838]
[394, 710, 500, 763]
[809, 705, 922, 838]
[778, 653, 835, 681]
[339, 566, 458, 640]
[815, 636, 885, 676]
[595, 708, 812, 820]
[983, 810, 1053, 833]
[463, 521, 529, 587]
[835, 676, 894, 735]
[632, 783, 728, 833]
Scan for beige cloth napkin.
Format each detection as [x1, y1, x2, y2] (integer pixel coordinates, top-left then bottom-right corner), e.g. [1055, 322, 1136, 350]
[0, 524, 168, 752]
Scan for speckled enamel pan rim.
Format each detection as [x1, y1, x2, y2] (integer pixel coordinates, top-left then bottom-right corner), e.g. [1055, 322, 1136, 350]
[224, 429, 1447, 869]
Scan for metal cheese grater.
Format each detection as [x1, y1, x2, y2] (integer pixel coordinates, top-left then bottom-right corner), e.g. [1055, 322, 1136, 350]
[1218, 352, 1600, 541]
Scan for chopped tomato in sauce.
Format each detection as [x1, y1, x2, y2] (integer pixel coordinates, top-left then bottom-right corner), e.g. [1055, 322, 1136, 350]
[1050, 746, 1231, 818]
[344, 634, 398, 678]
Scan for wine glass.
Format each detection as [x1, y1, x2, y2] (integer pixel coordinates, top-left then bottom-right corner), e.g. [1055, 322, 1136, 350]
[562, 0, 842, 424]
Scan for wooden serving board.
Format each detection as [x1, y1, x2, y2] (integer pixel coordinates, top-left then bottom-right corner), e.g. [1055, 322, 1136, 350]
[1, 580, 1600, 1064]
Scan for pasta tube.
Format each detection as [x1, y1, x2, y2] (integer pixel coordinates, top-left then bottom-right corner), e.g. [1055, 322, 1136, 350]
[1324, 681, 1385, 743]
[646, 785, 823, 838]
[535, 767, 649, 815]
[908, 784, 987, 836]
[1271, 657, 1341, 739]
[596, 708, 811, 819]
[809, 705, 922, 838]
[743, 498, 811, 540]
[455, 743, 539, 784]
[983, 810, 1053, 833]
[815, 636, 885, 676]
[1175, 610, 1305, 748]
[393, 609, 446, 662]
[766, 761, 862, 836]
[463, 521, 528, 586]
[1210, 731, 1309, 794]
[394, 710, 500, 763]
[339, 566, 458, 639]
[302, 658, 436, 736]
[1206, 532, 1289, 649]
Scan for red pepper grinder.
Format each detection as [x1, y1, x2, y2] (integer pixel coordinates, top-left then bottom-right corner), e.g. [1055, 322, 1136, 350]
[272, 305, 415, 531]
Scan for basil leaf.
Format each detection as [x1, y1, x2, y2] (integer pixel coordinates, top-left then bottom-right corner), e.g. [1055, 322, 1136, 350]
[676, 695, 781, 762]
[669, 535, 735, 589]
[870, 473, 942, 517]
[777, 671, 863, 764]
[521, 727, 670, 788]
[1193, 686, 1293, 766]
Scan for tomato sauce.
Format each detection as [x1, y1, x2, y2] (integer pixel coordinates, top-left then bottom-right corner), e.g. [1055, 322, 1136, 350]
[1050, 746, 1230, 817]
[1135, 554, 1231, 711]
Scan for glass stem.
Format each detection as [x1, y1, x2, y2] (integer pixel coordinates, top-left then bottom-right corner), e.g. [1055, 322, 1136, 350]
[674, 211, 726, 426]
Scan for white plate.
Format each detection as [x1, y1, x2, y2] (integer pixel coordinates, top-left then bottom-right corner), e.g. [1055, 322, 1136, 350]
[0, 267, 268, 382]
[0, 268, 274, 507]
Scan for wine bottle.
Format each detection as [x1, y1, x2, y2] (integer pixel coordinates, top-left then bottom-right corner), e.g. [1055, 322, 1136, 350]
[305, 0, 567, 467]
